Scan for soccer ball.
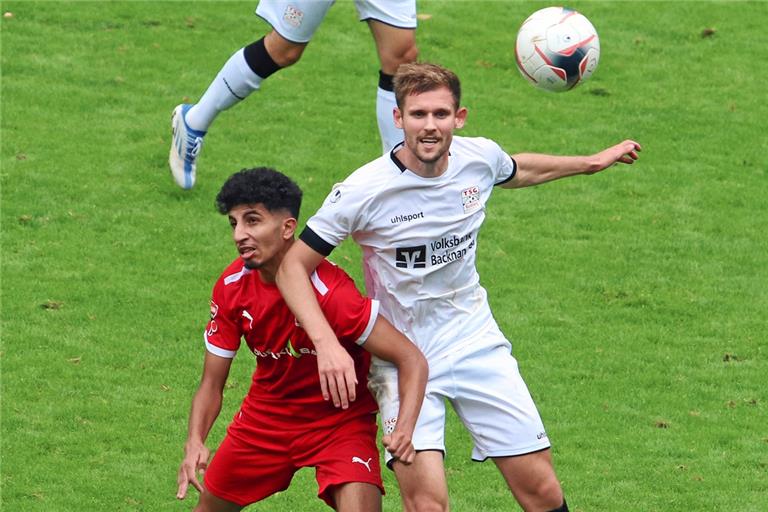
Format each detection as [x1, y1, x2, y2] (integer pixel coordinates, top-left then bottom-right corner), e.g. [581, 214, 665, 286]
[514, 7, 600, 92]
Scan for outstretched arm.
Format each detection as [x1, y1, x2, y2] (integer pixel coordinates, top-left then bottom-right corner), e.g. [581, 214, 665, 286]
[363, 315, 428, 465]
[276, 239, 358, 409]
[176, 352, 232, 500]
[504, 139, 642, 188]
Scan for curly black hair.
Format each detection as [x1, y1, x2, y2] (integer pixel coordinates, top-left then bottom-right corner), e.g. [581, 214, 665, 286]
[215, 167, 303, 219]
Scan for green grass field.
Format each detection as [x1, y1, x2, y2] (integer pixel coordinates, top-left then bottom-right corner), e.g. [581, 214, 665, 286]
[2, 1, 766, 510]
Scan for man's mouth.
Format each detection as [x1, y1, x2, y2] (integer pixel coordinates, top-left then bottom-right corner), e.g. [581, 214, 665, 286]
[238, 246, 256, 259]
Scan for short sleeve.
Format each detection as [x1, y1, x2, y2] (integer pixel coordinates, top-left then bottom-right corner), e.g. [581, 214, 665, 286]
[203, 279, 242, 358]
[488, 139, 517, 186]
[305, 180, 367, 251]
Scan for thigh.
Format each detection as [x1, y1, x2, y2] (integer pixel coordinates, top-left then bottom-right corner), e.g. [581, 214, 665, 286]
[301, 415, 384, 508]
[203, 431, 295, 507]
[393, 450, 449, 512]
[452, 343, 551, 461]
[195, 489, 244, 512]
[255, 0, 334, 43]
[366, 20, 417, 74]
[332, 482, 382, 512]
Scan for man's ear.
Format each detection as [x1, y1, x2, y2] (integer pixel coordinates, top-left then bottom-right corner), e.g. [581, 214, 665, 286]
[394, 107, 403, 129]
[282, 217, 297, 240]
[455, 106, 468, 129]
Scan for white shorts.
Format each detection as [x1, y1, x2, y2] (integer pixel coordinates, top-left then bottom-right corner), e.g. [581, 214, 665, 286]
[369, 326, 550, 464]
[255, 0, 417, 43]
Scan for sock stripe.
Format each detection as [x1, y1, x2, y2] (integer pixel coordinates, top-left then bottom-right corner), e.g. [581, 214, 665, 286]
[222, 77, 246, 101]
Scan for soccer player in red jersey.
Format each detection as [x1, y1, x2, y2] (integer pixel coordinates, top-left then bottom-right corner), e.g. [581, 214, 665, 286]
[176, 167, 427, 511]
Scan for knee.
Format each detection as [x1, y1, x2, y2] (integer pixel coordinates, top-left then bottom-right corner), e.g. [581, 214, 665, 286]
[525, 477, 563, 511]
[386, 43, 418, 71]
[263, 31, 306, 67]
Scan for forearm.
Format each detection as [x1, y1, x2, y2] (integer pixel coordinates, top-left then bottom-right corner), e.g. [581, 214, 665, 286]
[508, 153, 596, 188]
[185, 386, 223, 446]
[508, 140, 642, 188]
[393, 352, 428, 438]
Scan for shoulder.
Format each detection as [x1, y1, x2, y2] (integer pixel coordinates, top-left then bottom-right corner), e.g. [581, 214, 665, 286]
[334, 154, 403, 200]
[452, 135, 505, 157]
[311, 259, 356, 297]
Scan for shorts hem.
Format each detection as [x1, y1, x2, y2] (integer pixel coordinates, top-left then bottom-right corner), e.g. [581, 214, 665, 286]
[471, 443, 551, 463]
[385, 447, 444, 471]
[359, 17, 417, 29]
[202, 480, 253, 508]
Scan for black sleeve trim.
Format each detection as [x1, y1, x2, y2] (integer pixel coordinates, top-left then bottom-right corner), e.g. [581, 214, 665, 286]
[494, 156, 517, 186]
[299, 226, 336, 256]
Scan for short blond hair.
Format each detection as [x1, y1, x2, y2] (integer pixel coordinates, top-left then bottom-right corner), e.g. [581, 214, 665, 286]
[393, 62, 461, 110]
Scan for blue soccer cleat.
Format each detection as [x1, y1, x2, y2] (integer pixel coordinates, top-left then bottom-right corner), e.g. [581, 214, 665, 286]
[169, 104, 206, 189]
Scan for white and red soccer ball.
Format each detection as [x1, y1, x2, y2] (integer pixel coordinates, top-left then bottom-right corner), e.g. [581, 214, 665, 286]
[515, 7, 600, 92]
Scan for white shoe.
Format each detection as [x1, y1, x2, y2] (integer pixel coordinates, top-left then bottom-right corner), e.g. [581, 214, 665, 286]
[169, 104, 206, 189]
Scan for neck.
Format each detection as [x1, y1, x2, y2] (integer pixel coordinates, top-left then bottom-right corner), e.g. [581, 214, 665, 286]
[256, 239, 294, 284]
[395, 145, 449, 178]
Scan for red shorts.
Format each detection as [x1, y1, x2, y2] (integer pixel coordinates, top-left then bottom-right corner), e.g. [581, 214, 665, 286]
[204, 411, 383, 507]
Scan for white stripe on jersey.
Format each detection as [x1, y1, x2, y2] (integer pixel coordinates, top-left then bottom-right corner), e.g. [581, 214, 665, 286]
[310, 269, 329, 296]
[204, 332, 237, 358]
[355, 300, 380, 346]
[224, 267, 252, 285]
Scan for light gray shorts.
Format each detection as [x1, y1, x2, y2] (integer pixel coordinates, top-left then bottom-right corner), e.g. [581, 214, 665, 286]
[256, 0, 417, 43]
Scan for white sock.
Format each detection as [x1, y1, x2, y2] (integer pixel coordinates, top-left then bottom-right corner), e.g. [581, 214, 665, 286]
[186, 49, 263, 132]
[376, 87, 403, 153]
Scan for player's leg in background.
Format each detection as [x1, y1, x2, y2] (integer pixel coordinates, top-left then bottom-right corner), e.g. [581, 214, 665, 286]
[332, 482, 382, 512]
[186, 0, 335, 133]
[168, 33, 294, 189]
[493, 450, 568, 512]
[169, 1, 332, 189]
[362, 0, 418, 152]
[183, 32, 297, 134]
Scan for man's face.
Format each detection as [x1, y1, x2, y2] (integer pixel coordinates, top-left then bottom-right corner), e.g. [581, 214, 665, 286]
[395, 87, 467, 165]
[228, 204, 294, 270]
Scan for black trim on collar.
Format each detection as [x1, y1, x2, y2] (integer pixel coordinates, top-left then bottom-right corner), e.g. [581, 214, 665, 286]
[390, 142, 407, 173]
[299, 227, 335, 257]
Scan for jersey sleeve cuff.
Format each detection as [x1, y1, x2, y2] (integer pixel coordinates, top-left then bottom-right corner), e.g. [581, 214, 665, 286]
[495, 156, 517, 186]
[204, 332, 237, 359]
[299, 226, 336, 257]
[355, 300, 380, 346]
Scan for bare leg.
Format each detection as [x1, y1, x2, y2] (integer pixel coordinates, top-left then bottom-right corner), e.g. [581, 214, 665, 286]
[393, 450, 449, 512]
[493, 449, 565, 512]
[332, 482, 382, 512]
[193, 489, 243, 512]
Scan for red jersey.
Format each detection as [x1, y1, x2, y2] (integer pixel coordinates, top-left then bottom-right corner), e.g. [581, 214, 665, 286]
[204, 258, 379, 429]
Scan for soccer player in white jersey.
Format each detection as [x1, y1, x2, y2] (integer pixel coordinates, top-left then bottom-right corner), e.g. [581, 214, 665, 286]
[169, 1, 418, 189]
[276, 63, 641, 512]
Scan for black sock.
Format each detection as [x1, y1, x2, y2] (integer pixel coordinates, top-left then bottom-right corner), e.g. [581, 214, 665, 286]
[378, 70, 394, 91]
[243, 37, 281, 79]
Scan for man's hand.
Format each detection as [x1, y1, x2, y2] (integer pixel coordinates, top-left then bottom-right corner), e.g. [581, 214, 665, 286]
[176, 441, 210, 500]
[383, 430, 416, 465]
[316, 338, 357, 409]
[589, 139, 642, 173]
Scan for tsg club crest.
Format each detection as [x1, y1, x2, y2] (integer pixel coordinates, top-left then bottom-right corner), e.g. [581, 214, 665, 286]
[461, 185, 481, 213]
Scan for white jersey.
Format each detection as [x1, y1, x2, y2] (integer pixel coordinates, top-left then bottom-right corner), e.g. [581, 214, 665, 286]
[303, 136, 516, 362]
